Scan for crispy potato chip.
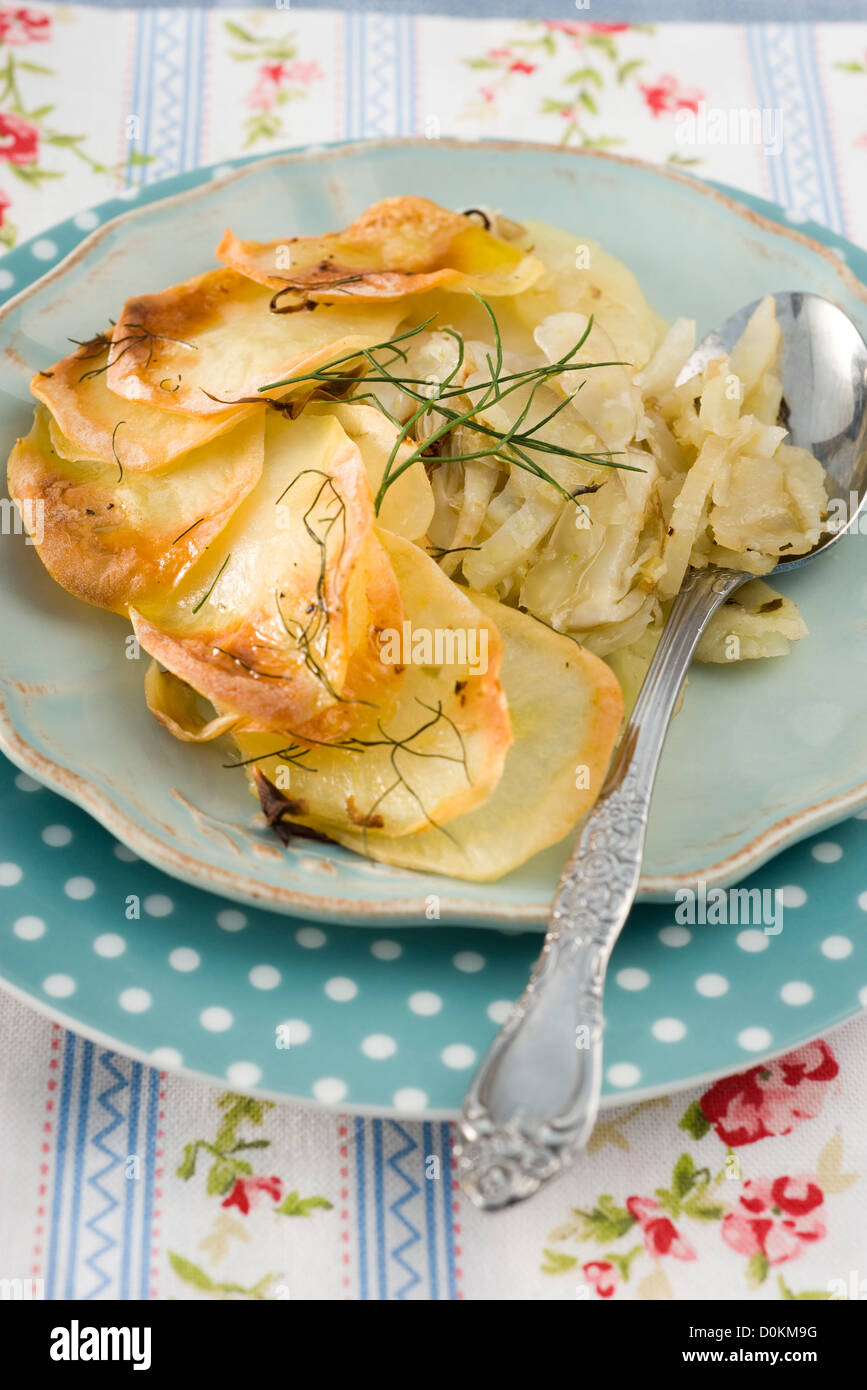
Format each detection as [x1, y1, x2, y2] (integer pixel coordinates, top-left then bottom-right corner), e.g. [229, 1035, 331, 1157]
[307, 401, 434, 542]
[105, 266, 404, 416]
[255, 592, 623, 879]
[6, 407, 264, 614]
[130, 410, 405, 736]
[231, 530, 511, 839]
[32, 336, 250, 472]
[216, 196, 543, 302]
[144, 660, 246, 741]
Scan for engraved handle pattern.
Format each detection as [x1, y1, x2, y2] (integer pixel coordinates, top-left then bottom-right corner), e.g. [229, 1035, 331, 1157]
[456, 567, 746, 1210]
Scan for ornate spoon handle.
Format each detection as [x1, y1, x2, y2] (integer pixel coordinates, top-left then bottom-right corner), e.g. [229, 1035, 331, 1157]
[456, 566, 746, 1209]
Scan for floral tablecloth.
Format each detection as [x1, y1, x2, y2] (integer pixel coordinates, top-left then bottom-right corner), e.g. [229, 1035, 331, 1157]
[1, 6, 866, 1301]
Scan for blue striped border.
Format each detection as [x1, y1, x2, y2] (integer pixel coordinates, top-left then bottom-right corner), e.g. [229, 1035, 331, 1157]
[43, 1036, 161, 1300]
[352, 1118, 458, 1300]
[747, 23, 846, 235]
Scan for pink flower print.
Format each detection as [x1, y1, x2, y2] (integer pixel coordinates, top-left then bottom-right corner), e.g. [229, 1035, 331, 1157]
[722, 1175, 826, 1266]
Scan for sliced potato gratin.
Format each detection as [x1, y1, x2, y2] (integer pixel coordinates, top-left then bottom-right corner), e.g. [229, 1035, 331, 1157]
[7, 196, 828, 880]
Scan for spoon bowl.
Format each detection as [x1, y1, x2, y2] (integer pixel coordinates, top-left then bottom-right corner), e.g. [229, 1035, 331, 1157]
[678, 291, 867, 567]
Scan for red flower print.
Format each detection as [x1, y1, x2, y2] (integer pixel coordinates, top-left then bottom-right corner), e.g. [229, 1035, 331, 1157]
[0, 187, 11, 226]
[488, 48, 512, 61]
[0, 111, 38, 165]
[626, 1196, 697, 1261]
[699, 1039, 838, 1147]
[261, 61, 288, 85]
[509, 60, 536, 76]
[722, 1175, 826, 1266]
[221, 1174, 283, 1215]
[0, 7, 50, 45]
[582, 1260, 619, 1299]
[640, 73, 704, 118]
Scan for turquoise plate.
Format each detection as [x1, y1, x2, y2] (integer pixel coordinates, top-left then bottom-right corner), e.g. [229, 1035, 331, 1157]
[0, 140, 866, 1114]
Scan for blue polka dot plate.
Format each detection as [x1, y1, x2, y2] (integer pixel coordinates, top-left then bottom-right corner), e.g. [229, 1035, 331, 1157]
[0, 141, 866, 1114]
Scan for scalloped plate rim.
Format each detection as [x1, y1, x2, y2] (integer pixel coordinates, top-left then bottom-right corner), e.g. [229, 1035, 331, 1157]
[1, 137, 866, 926]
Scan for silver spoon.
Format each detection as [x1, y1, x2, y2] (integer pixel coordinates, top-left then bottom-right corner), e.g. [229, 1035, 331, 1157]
[456, 291, 867, 1210]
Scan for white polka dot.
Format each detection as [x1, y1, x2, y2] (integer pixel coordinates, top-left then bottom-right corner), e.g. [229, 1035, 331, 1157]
[738, 1026, 772, 1052]
[361, 1033, 397, 1059]
[616, 967, 650, 991]
[409, 990, 442, 1016]
[144, 893, 173, 917]
[695, 973, 729, 997]
[14, 773, 40, 792]
[779, 885, 807, 908]
[150, 1047, 182, 1069]
[278, 1018, 311, 1046]
[295, 926, 326, 949]
[811, 842, 842, 864]
[652, 1017, 686, 1042]
[217, 908, 246, 932]
[211, 163, 235, 179]
[781, 981, 814, 1005]
[42, 824, 72, 848]
[0, 862, 22, 887]
[226, 1061, 262, 1087]
[113, 843, 138, 862]
[607, 1062, 641, 1088]
[200, 1006, 233, 1032]
[325, 976, 357, 1002]
[169, 947, 200, 972]
[857, 891, 867, 912]
[441, 1043, 476, 1069]
[249, 963, 280, 990]
[859, 986, 867, 1008]
[737, 929, 769, 953]
[453, 950, 485, 973]
[486, 999, 514, 1024]
[822, 935, 853, 960]
[119, 987, 151, 1013]
[93, 933, 125, 958]
[370, 939, 402, 960]
[13, 915, 45, 940]
[393, 1087, 427, 1113]
[73, 209, 99, 230]
[117, 185, 139, 201]
[312, 1076, 347, 1103]
[0, 268, 14, 290]
[658, 925, 691, 947]
[43, 973, 75, 998]
[64, 876, 94, 900]
[31, 238, 58, 261]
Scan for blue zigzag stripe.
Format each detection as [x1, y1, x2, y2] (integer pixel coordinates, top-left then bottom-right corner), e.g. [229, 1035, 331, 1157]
[365, 15, 397, 138]
[748, 24, 845, 234]
[83, 1052, 127, 1299]
[385, 1122, 422, 1300]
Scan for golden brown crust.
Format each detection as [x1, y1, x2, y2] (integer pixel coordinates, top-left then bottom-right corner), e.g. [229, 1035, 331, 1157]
[129, 415, 407, 735]
[216, 195, 542, 303]
[31, 333, 250, 469]
[104, 267, 403, 416]
[6, 409, 264, 614]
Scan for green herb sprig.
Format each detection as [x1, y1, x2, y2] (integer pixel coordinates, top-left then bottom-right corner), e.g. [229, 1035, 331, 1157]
[258, 295, 644, 514]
